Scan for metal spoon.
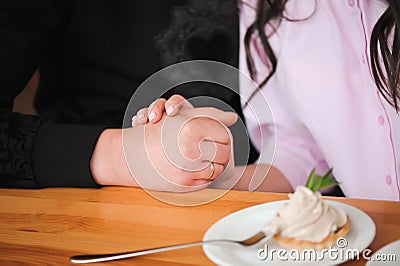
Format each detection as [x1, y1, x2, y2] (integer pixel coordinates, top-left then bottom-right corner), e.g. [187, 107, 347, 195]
[70, 230, 272, 264]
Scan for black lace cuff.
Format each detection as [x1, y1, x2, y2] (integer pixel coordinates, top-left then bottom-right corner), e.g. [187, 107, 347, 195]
[0, 110, 45, 188]
[0, 109, 106, 188]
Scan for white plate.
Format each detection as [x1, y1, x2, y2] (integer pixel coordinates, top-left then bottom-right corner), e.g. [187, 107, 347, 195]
[366, 239, 400, 265]
[203, 200, 376, 265]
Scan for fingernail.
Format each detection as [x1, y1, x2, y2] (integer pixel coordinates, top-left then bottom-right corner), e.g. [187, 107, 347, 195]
[166, 106, 174, 115]
[148, 111, 156, 122]
[137, 112, 145, 121]
[131, 115, 136, 126]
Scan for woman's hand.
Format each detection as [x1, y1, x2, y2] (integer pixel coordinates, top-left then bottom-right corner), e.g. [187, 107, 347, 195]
[131, 95, 193, 125]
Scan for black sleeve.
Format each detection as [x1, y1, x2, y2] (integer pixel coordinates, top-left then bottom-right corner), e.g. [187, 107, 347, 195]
[32, 121, 105, 188]
[0, 0, 104, 188]
[0, 111, 106, 188]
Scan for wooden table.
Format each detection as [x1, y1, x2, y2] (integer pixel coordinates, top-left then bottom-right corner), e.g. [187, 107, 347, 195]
[0, 187, 399, 265]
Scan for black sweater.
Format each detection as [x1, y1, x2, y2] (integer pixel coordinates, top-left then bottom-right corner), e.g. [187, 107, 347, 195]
[0, 0, 258, 188]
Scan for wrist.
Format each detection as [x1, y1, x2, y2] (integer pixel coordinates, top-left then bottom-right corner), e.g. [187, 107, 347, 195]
[90, 128, 137, 186]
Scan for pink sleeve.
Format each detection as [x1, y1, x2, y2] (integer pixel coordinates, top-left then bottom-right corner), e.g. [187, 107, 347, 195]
[239, 0, 329, 189]
[270, 127, 330, 190]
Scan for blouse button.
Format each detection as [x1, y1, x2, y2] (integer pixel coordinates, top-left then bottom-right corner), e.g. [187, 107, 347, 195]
[378, 115, 385, 125]
[361, 55, 366, 64]
[386, 175, 392, 185]
[348, 0, 355, 7]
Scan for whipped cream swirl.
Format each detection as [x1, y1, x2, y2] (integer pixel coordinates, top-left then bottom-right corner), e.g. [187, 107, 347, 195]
[266, 186, 347, 242]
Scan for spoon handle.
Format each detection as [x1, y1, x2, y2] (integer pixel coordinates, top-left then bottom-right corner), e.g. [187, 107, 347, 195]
[70, 240, 226, 264]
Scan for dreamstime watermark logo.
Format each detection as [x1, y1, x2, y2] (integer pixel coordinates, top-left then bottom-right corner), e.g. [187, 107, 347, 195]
[257, 238, 397, 263]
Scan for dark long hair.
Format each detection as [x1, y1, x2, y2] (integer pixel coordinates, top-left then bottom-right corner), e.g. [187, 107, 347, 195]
[244, 0, 400, 112]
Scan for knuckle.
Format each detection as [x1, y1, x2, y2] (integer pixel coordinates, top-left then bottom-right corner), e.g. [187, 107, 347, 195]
[172, 95, 186, 106]
[170, 174, 192, 186]
[182, 119, 201, 133]
[179, 143, 200, 160]
[150, 98, 165, 109]
[220, 151, 231, 165]
[157, 98, 167, 106]
[138, 107, 148, 114]
[213, 165, 224, 178]
[172, 94, 185, 101]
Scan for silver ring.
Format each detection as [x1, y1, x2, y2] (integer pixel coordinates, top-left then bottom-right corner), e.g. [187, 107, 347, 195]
[206, 162, 215, 180]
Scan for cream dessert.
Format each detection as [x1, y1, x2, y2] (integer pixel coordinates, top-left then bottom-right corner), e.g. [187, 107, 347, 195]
[265, 185, 350, 250]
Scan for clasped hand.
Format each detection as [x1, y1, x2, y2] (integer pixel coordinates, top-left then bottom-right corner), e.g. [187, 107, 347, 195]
[125, 95, 237, 192]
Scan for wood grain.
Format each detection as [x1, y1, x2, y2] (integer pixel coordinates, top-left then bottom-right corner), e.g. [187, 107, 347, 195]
[0, 187, 398, 265]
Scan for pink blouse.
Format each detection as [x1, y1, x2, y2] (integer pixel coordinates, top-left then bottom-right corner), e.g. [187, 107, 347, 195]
[239, 0, 400, 201]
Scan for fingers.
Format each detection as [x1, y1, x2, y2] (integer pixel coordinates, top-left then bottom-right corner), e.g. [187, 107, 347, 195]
[177, 137, 231, 164]
[148, 98, 167, 123]
[210, 163, 225, 180]
[132, 95, 237, 128]
[181, 107, 238, 127]
[131, 98, 167, 126]
[179, 140, 231, 181]
[199, 141, 231, 165]
[165, 94, 194, 116]
[181, 116, 232, 145]
[131, 108, 148, 126]
[192, 161, 225, 181]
